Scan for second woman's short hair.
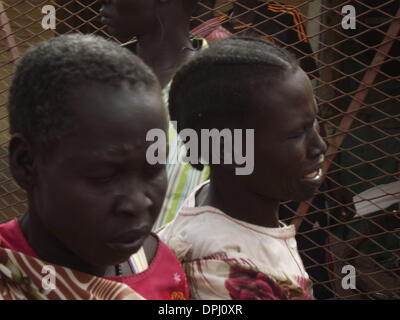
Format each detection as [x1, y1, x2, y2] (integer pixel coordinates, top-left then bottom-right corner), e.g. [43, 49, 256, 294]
[169, 37, 299, 133]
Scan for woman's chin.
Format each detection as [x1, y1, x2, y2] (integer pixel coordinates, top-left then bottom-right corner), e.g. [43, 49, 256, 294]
[291, 189, 319, 203]
[103, 25, 125, 41]
[116, 33, 135, 43]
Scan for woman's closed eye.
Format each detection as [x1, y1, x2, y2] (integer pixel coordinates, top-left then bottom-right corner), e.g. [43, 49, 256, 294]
[86, 170, 118, 183]
[288, 129, 306, 139]
[142, 163, 164, 179]
[288, 119, 318, 140]
[288, 126, 308, 139]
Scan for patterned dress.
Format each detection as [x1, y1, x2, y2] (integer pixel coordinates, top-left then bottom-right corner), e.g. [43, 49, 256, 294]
[0, 219, 189, 300]
[158, 181, 313, 300]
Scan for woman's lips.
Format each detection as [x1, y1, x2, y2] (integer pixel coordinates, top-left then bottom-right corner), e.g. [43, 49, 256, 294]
[304, 168, 323, 180]
[300, 168, 324, 190]
[100, 15, 112, 26]
[99, 7, 113, 26]
[302, 155, 325, 183]
[106, 237, 145, 254]
[107, 230, 148, 253]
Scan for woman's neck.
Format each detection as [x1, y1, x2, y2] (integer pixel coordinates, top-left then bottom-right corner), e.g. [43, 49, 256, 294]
[137, 25, 195, 88]
[18, 209, 110, 277]
[197, 172, 281, 228]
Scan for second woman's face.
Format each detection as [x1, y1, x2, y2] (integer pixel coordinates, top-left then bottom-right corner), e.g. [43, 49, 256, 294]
[100, 0, 157, 41]
[242, 68, 327, 202]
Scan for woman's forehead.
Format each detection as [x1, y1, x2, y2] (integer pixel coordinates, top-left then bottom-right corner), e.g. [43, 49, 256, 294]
[68, 82, 163, 119]
[245, 72, 315, 128]
[254, 69, 313, 107]
[60, 83, 166, 145]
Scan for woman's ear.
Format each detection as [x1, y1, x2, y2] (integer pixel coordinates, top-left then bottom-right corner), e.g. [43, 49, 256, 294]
[9, 134, 35, 190]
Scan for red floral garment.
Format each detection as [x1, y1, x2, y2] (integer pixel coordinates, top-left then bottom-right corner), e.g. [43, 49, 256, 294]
[159, 181, 314, 300]
[225, 265, 312, 300]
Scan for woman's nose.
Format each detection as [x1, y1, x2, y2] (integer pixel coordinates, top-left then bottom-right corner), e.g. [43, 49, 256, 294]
[114, 184, 153, 217]
[308, 124, 327, 160]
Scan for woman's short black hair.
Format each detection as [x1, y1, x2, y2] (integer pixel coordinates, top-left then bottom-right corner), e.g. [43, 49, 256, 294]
[8, 34, 159, 150]
[168, 37, 299, 134]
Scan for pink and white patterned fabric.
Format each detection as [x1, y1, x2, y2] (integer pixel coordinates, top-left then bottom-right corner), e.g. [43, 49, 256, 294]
[190, 17, 232, 43]
[158, 181, 313, 300]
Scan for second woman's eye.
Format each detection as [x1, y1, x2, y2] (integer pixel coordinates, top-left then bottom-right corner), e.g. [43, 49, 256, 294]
[142, 164, 164, 179]
[87, 171, 118, 183]
[288, 130, 306, 139]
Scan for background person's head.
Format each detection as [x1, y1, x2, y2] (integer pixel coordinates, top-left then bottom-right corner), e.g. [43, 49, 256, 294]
[100, 0, 199, 42]
[8, 34, 168, 273]
[169, 37, 327, 203]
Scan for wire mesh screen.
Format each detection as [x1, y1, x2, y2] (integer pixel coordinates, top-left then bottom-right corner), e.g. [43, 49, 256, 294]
[0, 0, 398, 299]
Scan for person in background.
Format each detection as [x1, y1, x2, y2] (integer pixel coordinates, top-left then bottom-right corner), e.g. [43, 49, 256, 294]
[100, 0, 210, 230]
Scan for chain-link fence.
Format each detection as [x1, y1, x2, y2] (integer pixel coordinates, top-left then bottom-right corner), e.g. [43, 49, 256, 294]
[0, 0, 399, 299]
